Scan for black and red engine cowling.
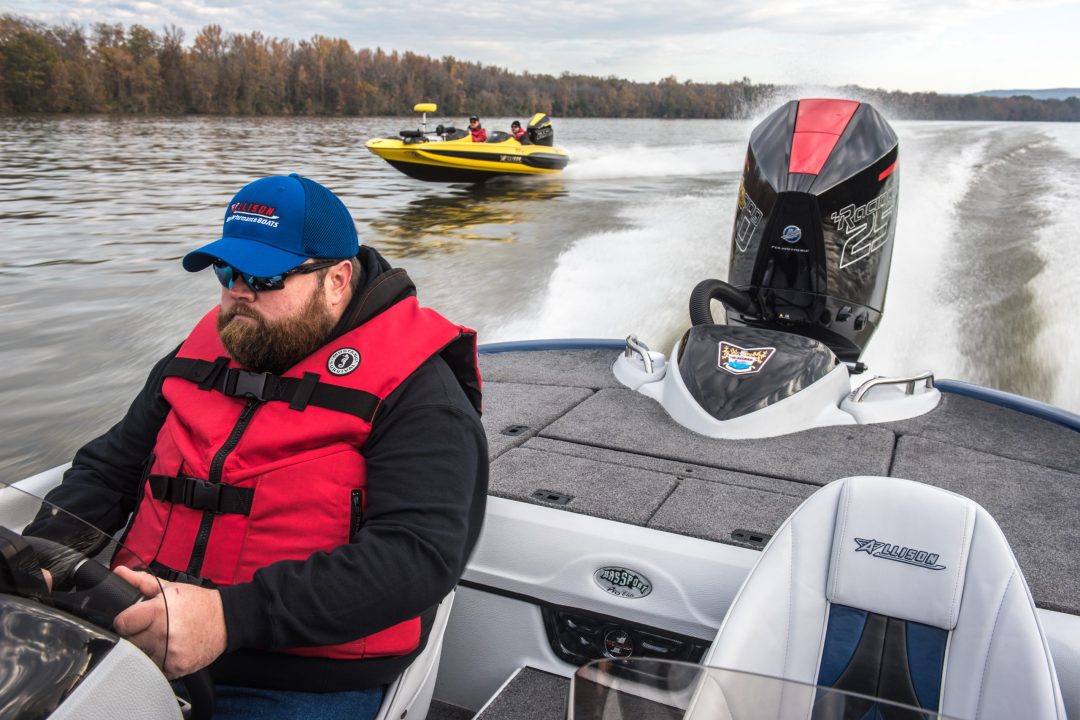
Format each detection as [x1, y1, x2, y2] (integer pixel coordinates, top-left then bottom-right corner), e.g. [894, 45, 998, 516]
[728, 98, 899, 361]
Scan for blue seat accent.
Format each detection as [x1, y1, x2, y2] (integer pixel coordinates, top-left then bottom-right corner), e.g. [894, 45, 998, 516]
[907, 620, 948, 711]
[817, 604, 947, 714]
[818, 605, 869, 687]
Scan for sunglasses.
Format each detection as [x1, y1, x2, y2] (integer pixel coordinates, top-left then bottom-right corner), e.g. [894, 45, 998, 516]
[212, 258, 343, 293]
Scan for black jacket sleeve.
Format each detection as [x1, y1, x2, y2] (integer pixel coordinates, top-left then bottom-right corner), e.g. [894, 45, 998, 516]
[218, 354, 488, 651]
[25, 348, 179, 540]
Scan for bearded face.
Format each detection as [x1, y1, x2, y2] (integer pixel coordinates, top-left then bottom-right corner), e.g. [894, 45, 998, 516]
[216, 279, 337, 375]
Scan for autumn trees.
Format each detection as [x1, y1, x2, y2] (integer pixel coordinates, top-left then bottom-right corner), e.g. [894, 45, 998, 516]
[1, 15, 1077, 121]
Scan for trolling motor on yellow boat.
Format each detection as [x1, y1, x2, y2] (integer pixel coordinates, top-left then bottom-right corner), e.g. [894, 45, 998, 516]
[365, 103, 570, 183]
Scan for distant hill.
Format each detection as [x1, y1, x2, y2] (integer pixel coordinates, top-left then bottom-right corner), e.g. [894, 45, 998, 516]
[976, 88, 1079, 101]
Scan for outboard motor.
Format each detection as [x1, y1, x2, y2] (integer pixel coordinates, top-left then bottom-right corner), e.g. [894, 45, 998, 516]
[527, 113, 555, 146]
[723, 98, 899, 362]
[614, 99, 938, 439]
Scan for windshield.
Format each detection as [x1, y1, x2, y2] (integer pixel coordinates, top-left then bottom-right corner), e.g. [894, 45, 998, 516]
[570, 658, 962, 720]
[0, 478, 167, 652]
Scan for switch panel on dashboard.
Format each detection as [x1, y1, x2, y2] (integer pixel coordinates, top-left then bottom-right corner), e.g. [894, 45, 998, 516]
[541, 607, 709, 666]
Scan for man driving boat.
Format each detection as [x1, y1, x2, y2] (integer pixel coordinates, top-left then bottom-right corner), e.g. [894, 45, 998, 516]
[25, 174, 488, 719]
[468, 115, 487, 142]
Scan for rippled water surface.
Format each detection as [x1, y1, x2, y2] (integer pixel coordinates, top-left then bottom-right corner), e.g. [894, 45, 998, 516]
[2, 116, 1078, 479]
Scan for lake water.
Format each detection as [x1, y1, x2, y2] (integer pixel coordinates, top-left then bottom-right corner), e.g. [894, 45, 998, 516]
[1, 115, 1078, 480]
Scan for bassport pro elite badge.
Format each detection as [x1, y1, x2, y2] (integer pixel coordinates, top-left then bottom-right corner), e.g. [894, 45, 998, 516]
[593, 567, 652, 599]
[327, 348, 361, 376]
[718, 341, 776, 376]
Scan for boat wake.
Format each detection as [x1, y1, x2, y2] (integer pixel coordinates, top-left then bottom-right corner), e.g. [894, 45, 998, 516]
[562, 142, 744, 180]
[488, 191, 732, 349]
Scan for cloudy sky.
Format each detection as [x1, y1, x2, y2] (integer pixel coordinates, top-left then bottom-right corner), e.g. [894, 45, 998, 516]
[7, 0, 1079, 94]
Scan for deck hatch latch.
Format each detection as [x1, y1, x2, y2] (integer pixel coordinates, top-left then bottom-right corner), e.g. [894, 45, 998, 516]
[532, 489, 573, 505]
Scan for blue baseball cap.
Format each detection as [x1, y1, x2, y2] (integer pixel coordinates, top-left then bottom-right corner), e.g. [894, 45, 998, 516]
[183, 174, 359, 277]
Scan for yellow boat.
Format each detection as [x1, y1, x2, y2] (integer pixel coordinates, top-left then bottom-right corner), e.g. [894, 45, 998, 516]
[366, 104, 570, 183]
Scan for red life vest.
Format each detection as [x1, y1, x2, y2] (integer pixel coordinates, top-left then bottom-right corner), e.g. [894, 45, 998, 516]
[115, 296, 479, 660]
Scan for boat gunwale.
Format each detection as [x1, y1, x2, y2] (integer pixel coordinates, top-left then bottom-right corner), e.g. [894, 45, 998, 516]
[477, 338, 1080, 432]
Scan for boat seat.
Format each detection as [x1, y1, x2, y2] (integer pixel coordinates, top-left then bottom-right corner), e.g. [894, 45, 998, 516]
[704, 476, 1066, 719]
[372, 590, 455, 720]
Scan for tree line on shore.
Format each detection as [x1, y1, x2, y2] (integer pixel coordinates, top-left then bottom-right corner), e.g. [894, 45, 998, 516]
[2, 16, 1078, 122]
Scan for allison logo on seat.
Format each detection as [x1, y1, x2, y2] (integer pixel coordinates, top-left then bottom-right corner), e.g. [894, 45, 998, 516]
[594, 567, 652, 599]
[854, 537, 946, 570]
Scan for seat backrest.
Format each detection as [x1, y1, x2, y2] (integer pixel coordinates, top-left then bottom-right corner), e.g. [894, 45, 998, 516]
[704, 476, 1065, 720]
[373, 590, 456, 720]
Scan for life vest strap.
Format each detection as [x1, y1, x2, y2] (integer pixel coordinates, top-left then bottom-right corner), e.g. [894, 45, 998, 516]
[148, 560, 217, 588]
[164, 357, 380, 421]
[148, 474, 254, 515]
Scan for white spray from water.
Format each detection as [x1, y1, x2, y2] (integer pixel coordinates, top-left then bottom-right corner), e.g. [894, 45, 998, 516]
[489, 193, 732, 348]
[860, 124, 990, 380]
[563, 141, 746, 181]
[1031, 126, 1080, 411]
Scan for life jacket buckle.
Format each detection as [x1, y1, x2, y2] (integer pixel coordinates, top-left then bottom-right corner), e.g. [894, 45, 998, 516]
[183, 478, 222, 513]
[225, 369, 270, 401]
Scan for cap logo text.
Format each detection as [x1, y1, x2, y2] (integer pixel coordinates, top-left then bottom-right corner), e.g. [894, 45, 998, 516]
[226, 201, 281, 229]
[230, 202, 279, 219]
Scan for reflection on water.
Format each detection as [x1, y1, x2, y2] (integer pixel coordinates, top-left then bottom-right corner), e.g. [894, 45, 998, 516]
[373, 180, 568, 256]
[0, 116, 1078, 481]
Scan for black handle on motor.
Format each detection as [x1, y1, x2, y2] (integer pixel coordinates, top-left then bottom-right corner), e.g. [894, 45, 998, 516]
[71, 556, 145, 619]
[22, 535, 140, 624]
[22, 535, 215, 720]
[71, 559, 216, 720]
[689, 279, 753, 326]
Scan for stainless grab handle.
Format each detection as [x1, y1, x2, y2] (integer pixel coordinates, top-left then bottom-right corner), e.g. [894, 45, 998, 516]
[853, 371, 935, 402]
[623, 335, 654, 375]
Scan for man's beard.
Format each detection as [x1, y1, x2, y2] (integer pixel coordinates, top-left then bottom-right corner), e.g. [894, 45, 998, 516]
[217, 285, 337, 375]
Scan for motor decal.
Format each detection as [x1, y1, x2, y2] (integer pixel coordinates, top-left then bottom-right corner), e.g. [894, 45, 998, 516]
[781, 225, 802, 243]
[593, 567, 652, 599]
[734, 179, 764, 252]
[327, 348, 361, 376]
[718, 341, 776, 375]
[832, 187, 897, 269]
[853, 537, 946, 570]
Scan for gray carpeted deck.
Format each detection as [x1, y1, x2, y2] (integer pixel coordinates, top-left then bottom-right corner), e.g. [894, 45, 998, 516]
[479, 349, 1080, 615]
[474, 668, 569, 720]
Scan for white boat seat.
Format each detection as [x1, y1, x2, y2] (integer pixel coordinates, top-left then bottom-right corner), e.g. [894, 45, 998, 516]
[704, 476, 1066, 719]
[372, 590, 455, 720]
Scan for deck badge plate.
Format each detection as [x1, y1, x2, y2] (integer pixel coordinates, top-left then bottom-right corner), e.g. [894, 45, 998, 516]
[593, 566, 652, 599]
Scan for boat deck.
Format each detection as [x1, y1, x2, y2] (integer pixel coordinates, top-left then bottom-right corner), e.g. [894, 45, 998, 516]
[478, 347, 1080, 616]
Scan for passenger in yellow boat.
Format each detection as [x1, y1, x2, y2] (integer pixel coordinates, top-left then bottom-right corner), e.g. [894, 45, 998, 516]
[510, 120, 529, 144]
[468, 115, 487, 142]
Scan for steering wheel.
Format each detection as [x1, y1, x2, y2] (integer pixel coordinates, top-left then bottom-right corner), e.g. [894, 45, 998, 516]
[22, 535, 215, 720]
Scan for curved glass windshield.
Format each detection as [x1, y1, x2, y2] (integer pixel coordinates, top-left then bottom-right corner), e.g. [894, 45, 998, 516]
[570, 658, 963, 720]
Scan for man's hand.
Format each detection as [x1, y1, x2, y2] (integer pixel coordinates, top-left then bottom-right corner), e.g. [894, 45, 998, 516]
[113, 566, 228, 679]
